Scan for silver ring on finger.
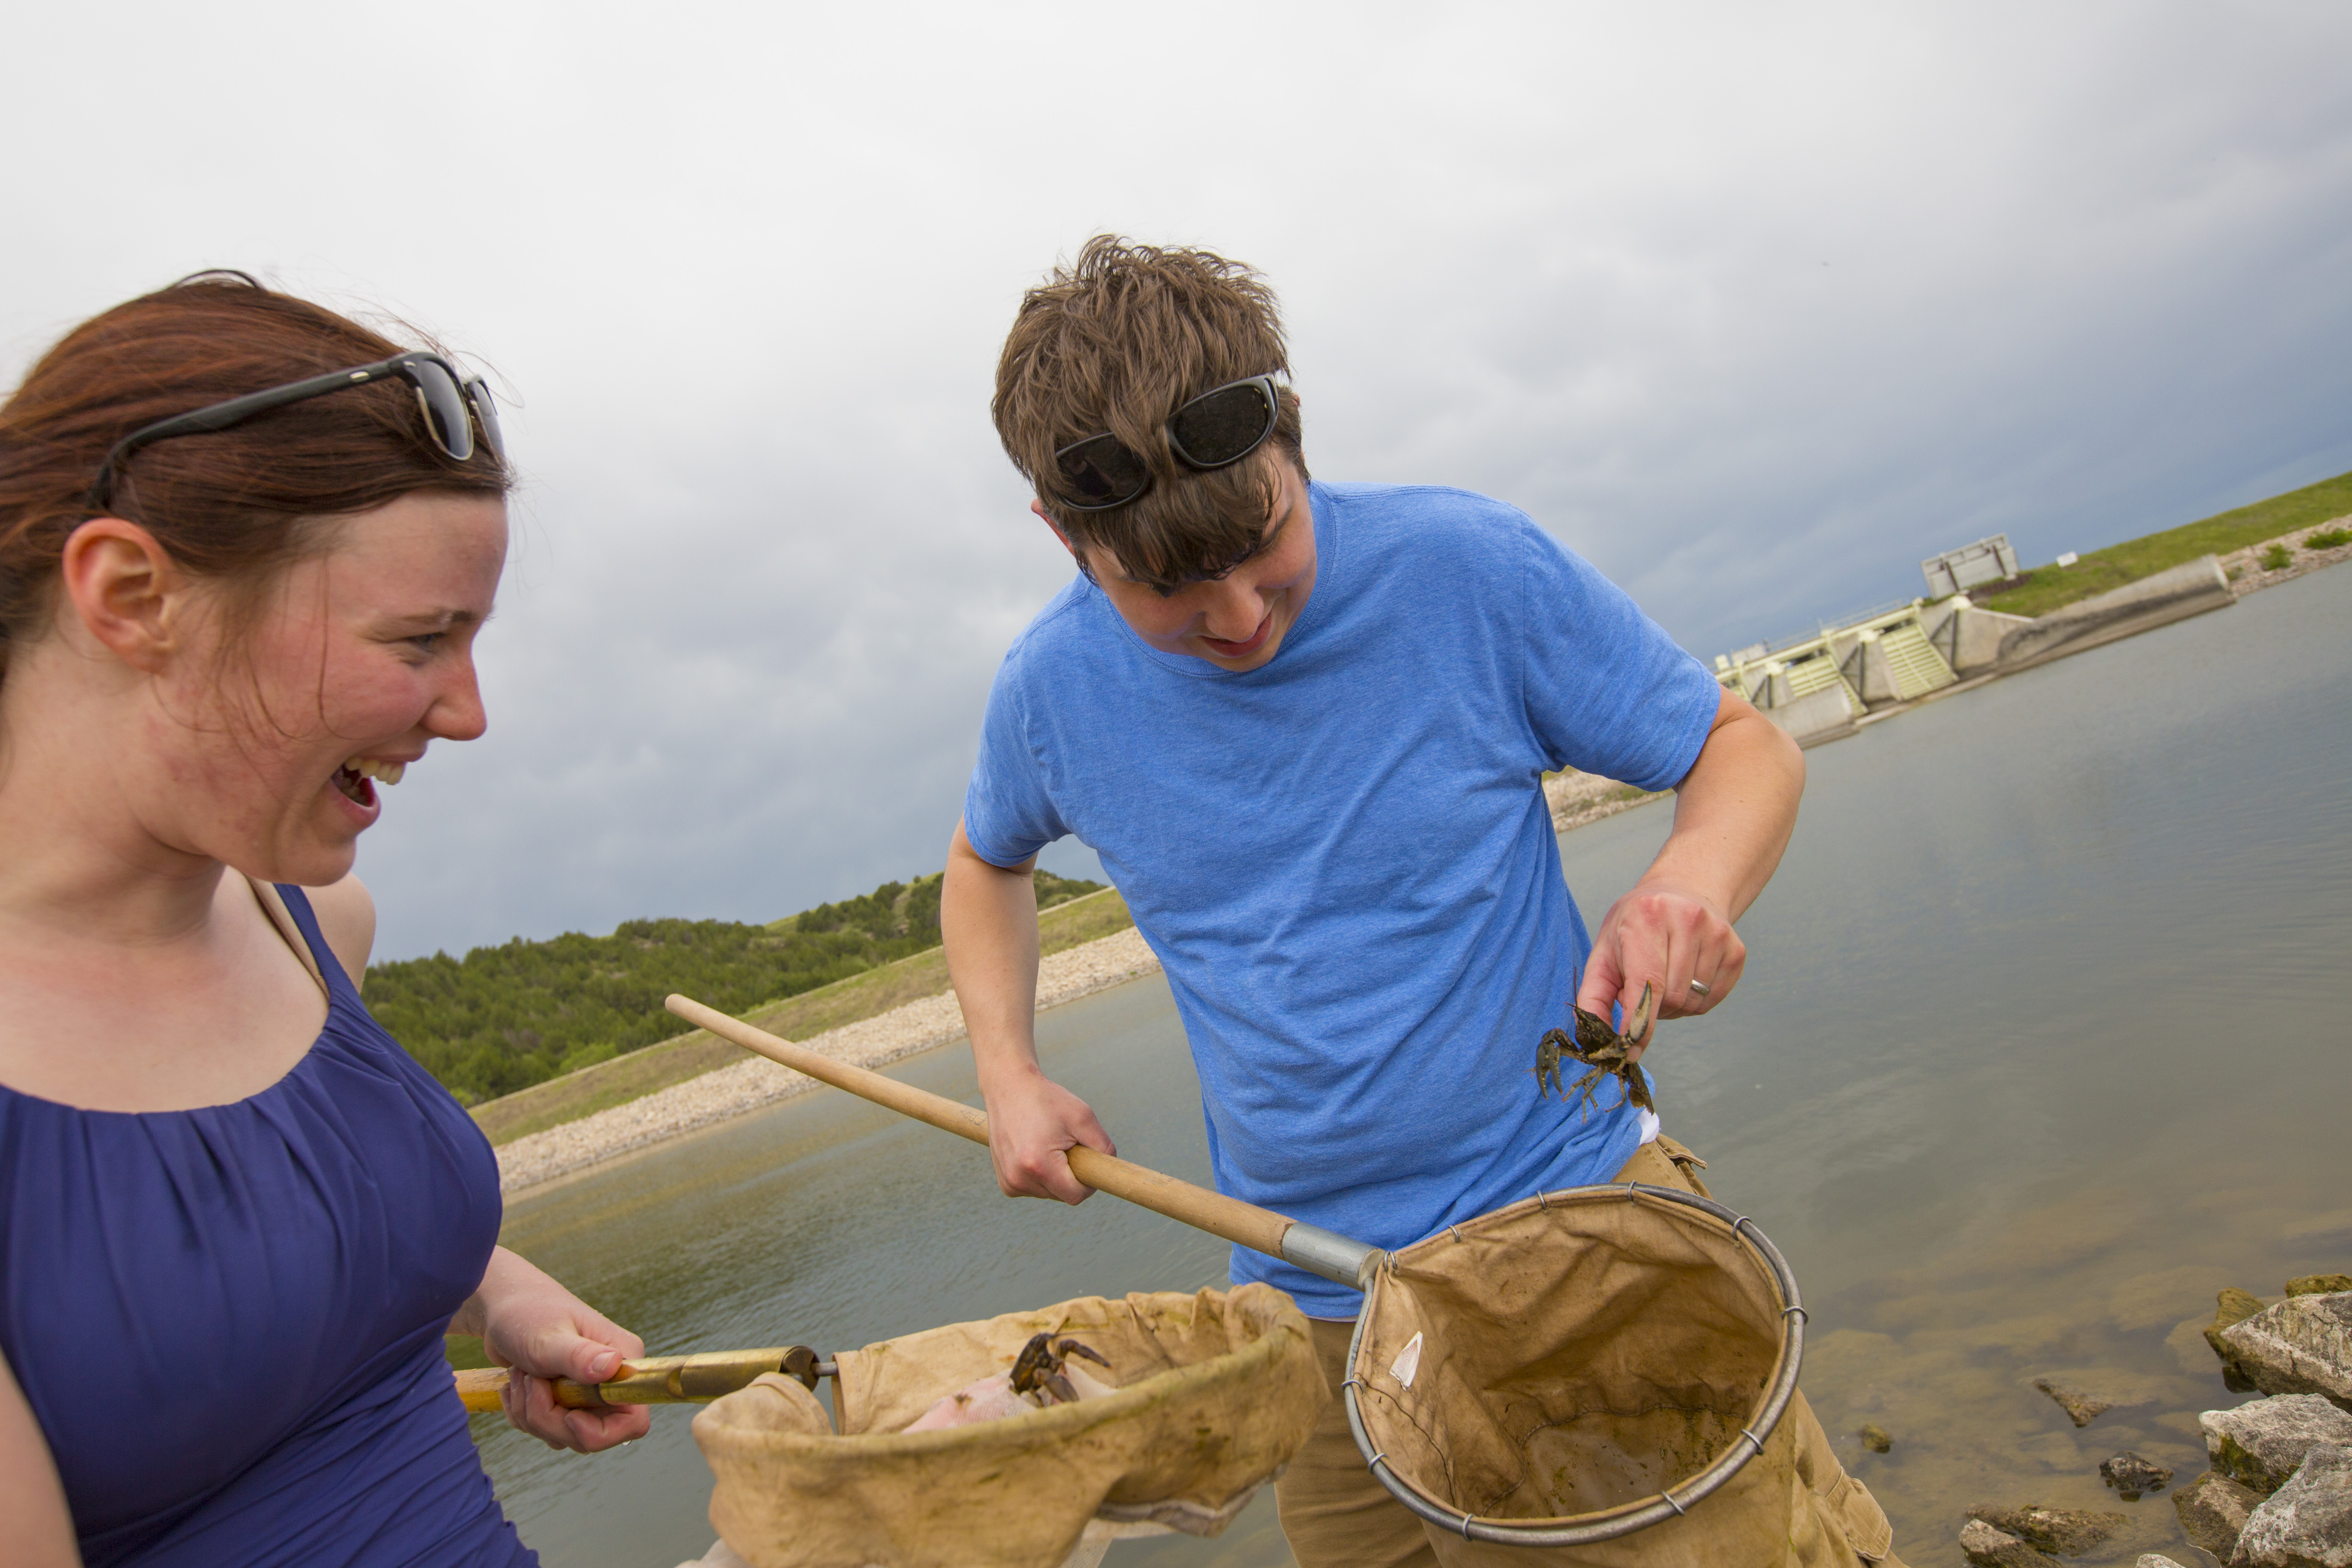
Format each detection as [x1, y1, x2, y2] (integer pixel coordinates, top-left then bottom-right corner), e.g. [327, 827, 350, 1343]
[1687, 979, 1711, 997]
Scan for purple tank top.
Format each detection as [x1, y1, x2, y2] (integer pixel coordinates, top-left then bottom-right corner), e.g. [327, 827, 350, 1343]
[0, 886, 532, 1566]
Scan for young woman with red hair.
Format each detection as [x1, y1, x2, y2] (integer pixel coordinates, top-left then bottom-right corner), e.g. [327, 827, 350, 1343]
[0, 274, 645, 1566]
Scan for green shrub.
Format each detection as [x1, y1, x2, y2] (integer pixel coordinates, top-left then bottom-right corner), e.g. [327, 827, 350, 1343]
[2305, 527, 2351, 550]
[2261, 542, 2293, 571]
[368, 868, 1102, 1105]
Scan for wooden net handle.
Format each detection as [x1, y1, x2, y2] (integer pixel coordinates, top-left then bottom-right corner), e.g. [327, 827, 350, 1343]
[664, 993, 1295, 1260]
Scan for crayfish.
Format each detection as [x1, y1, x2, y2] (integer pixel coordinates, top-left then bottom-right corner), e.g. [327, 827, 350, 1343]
[1532, 980, 1657, 1119]
[902, 1334, 1115, 1431]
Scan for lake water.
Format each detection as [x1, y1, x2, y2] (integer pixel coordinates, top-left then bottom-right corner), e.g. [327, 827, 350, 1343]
[473, 564, 2352, 1568]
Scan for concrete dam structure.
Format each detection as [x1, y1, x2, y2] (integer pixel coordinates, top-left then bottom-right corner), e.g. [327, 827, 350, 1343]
[1714, 556, 2236, 745]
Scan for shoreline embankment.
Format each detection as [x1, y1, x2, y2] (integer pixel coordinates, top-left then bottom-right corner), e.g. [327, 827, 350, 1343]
[495, 927, 1161, 1195]
[1742, 518, 2350, 750]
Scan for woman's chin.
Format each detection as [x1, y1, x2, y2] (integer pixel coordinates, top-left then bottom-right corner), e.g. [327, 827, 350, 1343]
[231, 811, 365, 890]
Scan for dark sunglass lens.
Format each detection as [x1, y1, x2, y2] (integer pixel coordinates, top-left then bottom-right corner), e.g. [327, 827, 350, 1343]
[408, 360, 474, 461]
[1056, 434, 1149, 507]
[1168, 381, 1276, 467]
[465, 377, 508, 466]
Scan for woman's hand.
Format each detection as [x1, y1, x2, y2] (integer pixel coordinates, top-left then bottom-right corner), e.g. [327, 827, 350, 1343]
[454, 1247, 652, 1452]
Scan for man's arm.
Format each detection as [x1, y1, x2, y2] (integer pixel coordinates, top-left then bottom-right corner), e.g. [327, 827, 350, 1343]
[942, 820, 1116, 1204]
[1575, 689, 1803, 1055]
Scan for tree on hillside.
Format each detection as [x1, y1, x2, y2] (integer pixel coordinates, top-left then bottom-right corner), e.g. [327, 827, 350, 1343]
[365, 869, 1102, 1105]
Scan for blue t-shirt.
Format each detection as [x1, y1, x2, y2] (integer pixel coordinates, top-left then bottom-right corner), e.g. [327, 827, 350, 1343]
[963, 481, 1720, 1315]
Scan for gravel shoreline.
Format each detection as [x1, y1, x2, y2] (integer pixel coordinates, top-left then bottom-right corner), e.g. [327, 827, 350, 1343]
[2220, 515, 2352, 597]
[496, 927, 1162, 1196]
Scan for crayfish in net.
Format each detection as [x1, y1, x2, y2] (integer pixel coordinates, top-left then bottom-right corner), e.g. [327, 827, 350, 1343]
[1532, 980, 1658, 1119]
[901, 1333, 1116, 1431]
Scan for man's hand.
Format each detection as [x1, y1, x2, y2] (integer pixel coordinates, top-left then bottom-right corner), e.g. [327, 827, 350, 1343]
[1575, 690, 1802, 1061]
[1577, 878, 1747, 1061]
[944, 818, 1124, 1206]
[456, 1246, 652, 1453]
[978, 1061, 1118, 1205]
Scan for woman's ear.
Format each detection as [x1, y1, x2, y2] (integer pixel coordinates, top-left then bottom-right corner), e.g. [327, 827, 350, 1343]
[57, 518, 188, 673]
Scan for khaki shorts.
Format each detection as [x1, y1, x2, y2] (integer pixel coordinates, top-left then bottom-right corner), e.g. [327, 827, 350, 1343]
[1272, 1136, 1903, 1568]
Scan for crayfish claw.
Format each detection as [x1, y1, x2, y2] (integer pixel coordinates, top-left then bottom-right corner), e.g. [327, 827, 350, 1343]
[1056, 1338, 1111, 1368]
[1627, 981, 1657, 1044]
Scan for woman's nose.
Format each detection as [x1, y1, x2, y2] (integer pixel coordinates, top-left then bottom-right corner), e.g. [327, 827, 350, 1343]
[429, 659, 489, 742]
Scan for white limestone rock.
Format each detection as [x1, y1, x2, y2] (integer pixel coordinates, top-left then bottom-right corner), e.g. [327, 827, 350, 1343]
[1960, 1518, 2058, 1568]
[2231, 1443, 2352, 1567]
[2223, 1294, 2352, 1407]
[2204, 1396, 2352, 1495]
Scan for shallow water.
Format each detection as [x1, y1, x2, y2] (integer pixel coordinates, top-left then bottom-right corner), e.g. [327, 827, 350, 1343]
[474, 565, 2352, 1567]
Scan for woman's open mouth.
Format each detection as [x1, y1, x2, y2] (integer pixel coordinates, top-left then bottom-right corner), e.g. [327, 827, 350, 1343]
[332, 757, 406, 806]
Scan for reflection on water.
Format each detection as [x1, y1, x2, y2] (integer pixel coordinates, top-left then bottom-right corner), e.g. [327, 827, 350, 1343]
[475, 566, 2352, 1568]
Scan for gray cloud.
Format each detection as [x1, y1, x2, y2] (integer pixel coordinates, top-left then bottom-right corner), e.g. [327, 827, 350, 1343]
[5, 1, 2348, 958]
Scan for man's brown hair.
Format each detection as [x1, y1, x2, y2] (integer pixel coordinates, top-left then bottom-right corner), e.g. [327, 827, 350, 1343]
[993, 236, 1307, 595]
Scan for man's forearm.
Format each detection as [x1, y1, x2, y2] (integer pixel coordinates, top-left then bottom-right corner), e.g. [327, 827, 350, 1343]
[942, 819, 1044, 1089]
[1646, 693, 1804, 918]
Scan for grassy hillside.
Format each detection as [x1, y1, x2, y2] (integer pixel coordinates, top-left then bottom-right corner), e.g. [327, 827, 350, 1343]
[1982, 467, 2352, 619]
[366, 869, 1101, 1107]
[468, 884, 1137, 1146]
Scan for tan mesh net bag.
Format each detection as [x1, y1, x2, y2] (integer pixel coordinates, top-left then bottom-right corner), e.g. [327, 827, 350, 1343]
[690, 1285, 1325, 1568]
[1345, 1181, 1894, 1566]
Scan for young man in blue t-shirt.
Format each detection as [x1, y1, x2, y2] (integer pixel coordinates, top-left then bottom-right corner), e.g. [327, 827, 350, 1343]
[942, 238, 1855, 1565]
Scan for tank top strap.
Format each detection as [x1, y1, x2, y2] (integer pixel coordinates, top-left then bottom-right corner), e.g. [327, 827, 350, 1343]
[246, 879, 347, 1004]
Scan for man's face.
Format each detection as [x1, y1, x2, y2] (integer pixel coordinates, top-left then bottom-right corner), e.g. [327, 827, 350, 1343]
[1039, 454, 1318, 673]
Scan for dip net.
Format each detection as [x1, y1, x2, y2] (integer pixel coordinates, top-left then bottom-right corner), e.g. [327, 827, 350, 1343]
[691, 1285, 1323, 1568]
[1344, 1180, 1895, 1565]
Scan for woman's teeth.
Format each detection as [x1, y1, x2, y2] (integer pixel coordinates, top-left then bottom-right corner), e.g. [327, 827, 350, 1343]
[332, 758, 404, 806]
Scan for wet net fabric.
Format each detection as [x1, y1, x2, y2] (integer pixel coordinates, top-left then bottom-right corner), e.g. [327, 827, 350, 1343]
[1350, 1185, 1896, 1566]
[691, 1285, 1324, 1568]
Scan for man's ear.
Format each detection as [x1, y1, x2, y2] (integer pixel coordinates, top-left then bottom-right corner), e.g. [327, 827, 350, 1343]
[1032, 500, 1111, 585]
[1030, 499, 1074, 552]
[57, 517, 188, 673]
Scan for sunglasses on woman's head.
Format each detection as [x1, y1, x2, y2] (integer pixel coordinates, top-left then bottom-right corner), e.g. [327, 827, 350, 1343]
[1051, 373, 1285, 513]
[86, 351, 506, 513]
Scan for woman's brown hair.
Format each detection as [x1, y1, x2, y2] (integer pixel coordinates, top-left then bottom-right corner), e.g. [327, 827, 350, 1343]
[0, 272, 510, 684]
[993, 237, 1307, 595]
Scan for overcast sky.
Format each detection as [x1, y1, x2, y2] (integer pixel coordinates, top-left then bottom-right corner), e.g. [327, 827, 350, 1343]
[7, 2, 2349, 961]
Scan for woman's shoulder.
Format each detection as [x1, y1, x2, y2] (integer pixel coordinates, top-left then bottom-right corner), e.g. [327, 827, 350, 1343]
[298, 874, 376, 989]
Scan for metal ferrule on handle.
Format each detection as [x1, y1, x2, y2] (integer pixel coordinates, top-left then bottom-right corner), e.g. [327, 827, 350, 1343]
[1339, 1181, 1806, 1547]
[1279, 1221, 1385, 1289]
[663, 994, 1388, 1286]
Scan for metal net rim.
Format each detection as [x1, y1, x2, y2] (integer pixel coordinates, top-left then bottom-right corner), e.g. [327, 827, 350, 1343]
[1341, 1180, 1806, 1548]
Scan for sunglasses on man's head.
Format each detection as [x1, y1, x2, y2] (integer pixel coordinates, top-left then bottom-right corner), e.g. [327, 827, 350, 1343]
[86, 351, 506, 513]
[1051, 373, 1285, 513]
